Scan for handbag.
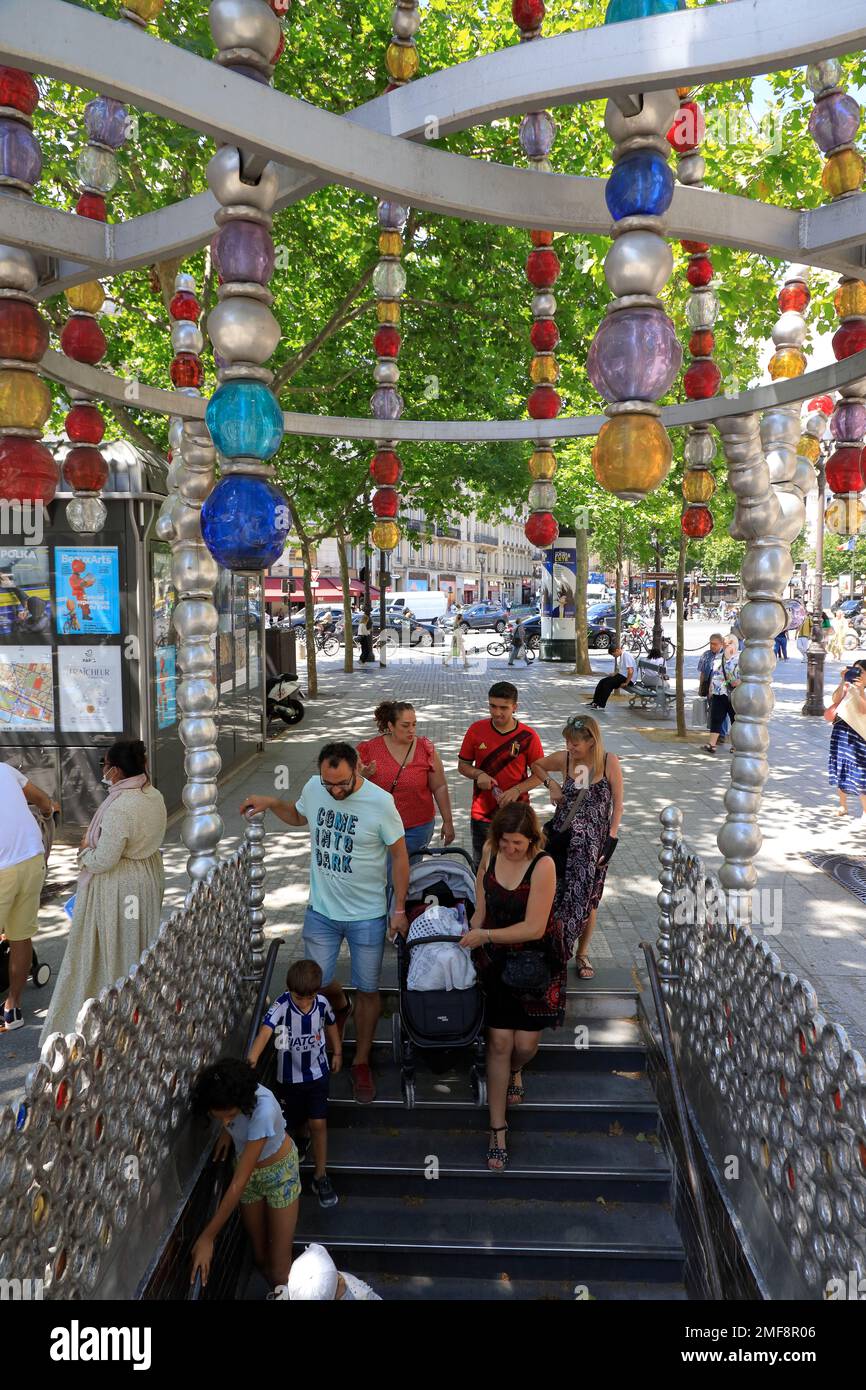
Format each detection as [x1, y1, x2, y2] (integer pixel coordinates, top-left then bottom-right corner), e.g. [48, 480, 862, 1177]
[543, 786, 589, 875]
[501, 948, 550, 995]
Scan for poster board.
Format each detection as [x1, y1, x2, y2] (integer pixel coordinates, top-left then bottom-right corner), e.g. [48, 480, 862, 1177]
[55, 547, 121, 636]
[57, 645, 124, 732]
[0, 644, 54, 730]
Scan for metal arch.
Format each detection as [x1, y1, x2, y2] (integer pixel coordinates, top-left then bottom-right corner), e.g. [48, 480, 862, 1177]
[41, 345, 866, 442]
[2, 0, 865, 294]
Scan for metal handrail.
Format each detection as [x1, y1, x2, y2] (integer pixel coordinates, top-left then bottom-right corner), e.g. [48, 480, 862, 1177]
[640, 941, 723, 1301]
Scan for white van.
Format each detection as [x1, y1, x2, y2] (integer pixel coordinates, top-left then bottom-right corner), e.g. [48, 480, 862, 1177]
[586, 582, 607, 604]
[386, 590, 448, 622]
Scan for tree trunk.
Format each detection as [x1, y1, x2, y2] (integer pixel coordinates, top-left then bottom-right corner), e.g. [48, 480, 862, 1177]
[337, 531, 354, 673]
[300, 536, 318, 698]
[615, 516, 623, 647]
[574, 523, 591, 675]
[675, 529, 687, 738]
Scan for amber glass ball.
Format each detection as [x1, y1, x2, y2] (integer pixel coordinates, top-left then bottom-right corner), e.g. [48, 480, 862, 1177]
[65, 281, 105, 316]
[682, 468, 716, 504]
[592, 414, 672, 501]
[371, 520, 401, 551]
[822, 149, 865, 198]
[768, 348, 806, 380]
[0, 369, 51, 430]
[528, 449, 557, 481]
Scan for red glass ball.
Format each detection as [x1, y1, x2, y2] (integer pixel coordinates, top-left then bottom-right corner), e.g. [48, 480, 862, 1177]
[169, 291, 201, 323]
[0, 299, 48, 362]
[667, 101, 706, 154]
[682, 505, 714, 539]
[526, 249, 560, 289]
[370, 449, 403, 486]
[689, 330, 715, 357]
[63, 445, 108, 493]
[527, 386, 561, 419]
[372, 487, 400, 518]
[686, 256, 713, 288]
[531, 229, 554, 247]
[60, 315, 107, 365]
[684, 360, 722, 400]
[826, 446, 865, 495]
[832, 319, 866, 361]
[0, 437, 58, 503]
[808, 395, 834, 416]
[65, 403, 105, 444]
[170, 353, 204, 389]
[530, 318, 560, 352]
[512, 0, 545, 30]
[778, 283, 810, 314]
[76, 192, 107, 221]
[0, 67, 39, 116]
[271, 29, 286, 63]
[373, 325, 401, 358]
[680, 240, 709, 254]
[524, 510, 558, 547]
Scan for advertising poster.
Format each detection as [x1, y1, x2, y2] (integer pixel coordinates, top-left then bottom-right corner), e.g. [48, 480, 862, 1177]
[541, 540, 577, 641]
[155, 645, 177, 729]
[0, 643, 54, 731]
[0, 546, 52, 638]
[55, 547, 121, 636]
[58, 645, 123, 732]
[234, 632, 247, 690]
[152, 548, 177, 648]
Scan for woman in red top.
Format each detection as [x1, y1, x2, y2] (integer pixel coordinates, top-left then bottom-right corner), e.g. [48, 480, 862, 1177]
[357, 701, 455, 857]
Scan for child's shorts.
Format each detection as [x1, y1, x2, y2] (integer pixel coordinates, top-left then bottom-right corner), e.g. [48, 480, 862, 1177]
[240, 1145, 300, 1208]
[275, 1075, 330, 1128]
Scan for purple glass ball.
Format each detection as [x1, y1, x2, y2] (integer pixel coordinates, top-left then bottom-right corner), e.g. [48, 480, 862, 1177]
[808, 92, 861, 153]
[830, 400, 866, 442]
[371, 387, 404, 420]
[0, 118, 42, 187]
[519, 111, 556, 160]
[587, 307, 683, 403]
[84, 97, 129, 150]
[378, 201, 408, 232]
[213, 220, 275, 285]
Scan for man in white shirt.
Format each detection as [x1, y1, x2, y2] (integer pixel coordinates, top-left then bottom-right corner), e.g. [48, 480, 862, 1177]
[590, 645, 637, 710]
[0, 763, 53, 1031]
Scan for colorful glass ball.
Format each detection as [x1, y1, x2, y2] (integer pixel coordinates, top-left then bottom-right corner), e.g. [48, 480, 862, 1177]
[605, 151, 675, 221]
[84, 96, 129, 150]
[61, 316, 107, 365]
[66, 403, 105, 445]
[512, 0, 545, 29]
[170, 291, 201, 323]
[63, 445, 108, 493]
[592, 414, 672, 500]
[375, 300, 401, 325]
[0, 437, 58, 504]
[0, 118, 42, 187]
[520, 113, 556, 161]
[682, 469, 716, 504]
[668, 101, 705, 154]
[527, 386, 561, 419]
[826, 447, 864, 495]
[681, 505, 714, 539]
[768, 348, 806, 380]
[831, 402, 866, 443]
[372, 487, 400, 518]
[201, 474, 289, 571]
[798, 434, 821, 464]
[686, 256, 714, 288]
[684, 359, 722, 399]
[528, 449, 557, 481]
[373, 325, 401, 359]
[212, 221, 275, 286]
[370, 450, 402, 486]
[835, 281, 866, 319]
[530, 229, 554, 248]
[122, 0, 165, 19]
[588, 307, 682, 403]
[65, 282, 104, 316]
[680, 240, 709, 255]
[372, 520, 401, 552]
[530, 319, 560, 352]
[778, 282, 810, 314]
[808, 395, 834, 416]
[0, 67, 39, 116]
[524, 511, 559, 548]
[378, 231, 402, 258]
[832, 319, 866, 361]
[206, 380, 284, 460]
[76, 192, 107, 221]
[385, 42, 418, 82]
[0, 300, 48, 363]
[0, 370, 51, 430]
[530, 354, 559, 385]
[822, 149, 866, 199]
[809, 92, 861, 155]
[170, 353, 204, 389]
[525, 249, 560, 289]
[688, 330, 714, 358]
[825, 496, 866, 537]
[605, 0, 682, 21]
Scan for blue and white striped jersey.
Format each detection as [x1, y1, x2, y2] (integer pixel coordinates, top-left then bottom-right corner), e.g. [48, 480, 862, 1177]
[263, 992, 336, 1084]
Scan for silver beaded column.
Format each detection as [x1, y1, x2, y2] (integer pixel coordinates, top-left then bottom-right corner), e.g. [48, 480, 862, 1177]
[657, 804, 683, 994]
[243, 810, 267, 977]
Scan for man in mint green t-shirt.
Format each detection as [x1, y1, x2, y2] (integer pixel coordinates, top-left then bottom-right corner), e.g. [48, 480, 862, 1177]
[240, 742, 409, 1104]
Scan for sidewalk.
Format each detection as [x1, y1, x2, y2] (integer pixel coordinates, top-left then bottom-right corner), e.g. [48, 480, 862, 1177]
[4, 621, 865, 1105]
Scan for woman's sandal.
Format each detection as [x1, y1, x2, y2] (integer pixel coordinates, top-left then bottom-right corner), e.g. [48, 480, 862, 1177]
[487, 1124, 509, 1171]
[507, 1072, 525, 1106]
[575, 955, 595, 980]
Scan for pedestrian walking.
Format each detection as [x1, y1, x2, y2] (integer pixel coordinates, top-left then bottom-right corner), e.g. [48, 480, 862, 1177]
[697, 633, 729, 744]
[458, 682, 544, 867]
[358, 608, 376, 664]
[0, 763, 53, 1032]
[507, 618, 528, 667]
[240, 742, 409, 1105]
[41, 740, 167, 1042]
[457, 802, 563, 1170]
[774, 624, 789, 660]
[357, 699, 455, 855]
[529, 714, 622, 978]
[590, 644, 636, 709]
[281, 1243, 382, 1300]
[444, 622, 468, 668]
[827, 660, 866, 819]
[702, 636, 741, 754]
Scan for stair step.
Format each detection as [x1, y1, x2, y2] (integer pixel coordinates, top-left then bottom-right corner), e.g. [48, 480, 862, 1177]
[346, 1272, 688, 1302]
[335, 961, 639, 1000]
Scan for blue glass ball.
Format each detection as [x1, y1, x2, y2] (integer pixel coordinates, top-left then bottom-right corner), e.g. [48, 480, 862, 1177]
[605, 152, 675, 221]
[201, 474, 289, 571]
[205, 380, 284, 460]
[605, 0, 682, 22]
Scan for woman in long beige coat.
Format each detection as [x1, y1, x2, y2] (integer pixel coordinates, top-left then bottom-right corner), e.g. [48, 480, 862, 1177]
[41, 740, 167, 1042]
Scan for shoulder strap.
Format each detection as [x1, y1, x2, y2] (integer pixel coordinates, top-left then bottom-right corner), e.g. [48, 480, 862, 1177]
[389, 738, 415, 793]
[524, 851, 548, 882]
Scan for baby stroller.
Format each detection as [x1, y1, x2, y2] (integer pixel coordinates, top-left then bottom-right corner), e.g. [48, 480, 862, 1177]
[390, 847, 486, 1108]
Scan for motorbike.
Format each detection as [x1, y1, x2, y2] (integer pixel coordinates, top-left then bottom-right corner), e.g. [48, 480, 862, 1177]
[266, 673, 305, 729]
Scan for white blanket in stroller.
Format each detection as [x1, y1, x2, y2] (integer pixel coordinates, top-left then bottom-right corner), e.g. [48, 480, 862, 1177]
[406, 906, 476, 992]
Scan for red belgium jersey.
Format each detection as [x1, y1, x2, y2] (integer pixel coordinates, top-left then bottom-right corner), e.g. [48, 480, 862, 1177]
[459, 718, 544, 822]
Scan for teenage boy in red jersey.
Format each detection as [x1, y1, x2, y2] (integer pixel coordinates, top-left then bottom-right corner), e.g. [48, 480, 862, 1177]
[458, 681, 545, 866]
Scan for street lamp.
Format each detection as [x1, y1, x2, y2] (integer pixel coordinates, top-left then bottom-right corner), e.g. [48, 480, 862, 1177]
[802, 448, 828, 716]
[652, 531, 663, 653]
[479, 549, 486, 602]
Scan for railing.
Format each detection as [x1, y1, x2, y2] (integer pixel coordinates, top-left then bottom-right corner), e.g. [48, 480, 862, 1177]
[0, 814, 267, 1300]
[475, 531, 498, 547]
[657, 805, 866, 1299]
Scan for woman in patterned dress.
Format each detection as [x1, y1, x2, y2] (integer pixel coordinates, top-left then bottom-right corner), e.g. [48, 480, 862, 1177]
[828, 659, 866, 818]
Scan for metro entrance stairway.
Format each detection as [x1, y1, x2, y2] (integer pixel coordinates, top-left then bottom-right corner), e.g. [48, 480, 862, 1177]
[292, 965, 687, 1301]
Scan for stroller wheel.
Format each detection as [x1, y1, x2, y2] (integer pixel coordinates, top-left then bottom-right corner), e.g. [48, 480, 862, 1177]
[33, 957, 51, 988]
[471, 1068, 487, 1108]
[401, 1075, 416, 1109]
[391, 1010, 404, 1068]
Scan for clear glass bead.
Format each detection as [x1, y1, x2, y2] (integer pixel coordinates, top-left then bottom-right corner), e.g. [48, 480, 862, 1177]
[806, 59, 842, 95]
[372, 259, 407, 299]
[686, 289, 720, 331]
[67, 495, 107, 533]
[77, 145, 120, 195]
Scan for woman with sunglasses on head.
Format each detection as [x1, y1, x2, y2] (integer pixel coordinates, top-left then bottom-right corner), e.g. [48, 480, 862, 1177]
[501, 713, 622, 980]
[357, 700, 455, 857]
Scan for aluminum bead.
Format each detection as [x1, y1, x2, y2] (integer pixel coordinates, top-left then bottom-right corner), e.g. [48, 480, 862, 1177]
[771, 312, 808, 349]
[208, 0, 281, 61]
[604, 89, 679, 145]
[0, 243, 38, 293]
[677, 154, 706, 186]
[206, 144, 279, 212]
[171, 321, 204, 355]
[791, 459, 818, 497]
[168, 417, 185, 452]
[206, 295, 280, 364]
[603, 230, 673, 298]
[531, 292, 556, 319]
[391, 5, 421, 38]
[373, 360, 400, 385]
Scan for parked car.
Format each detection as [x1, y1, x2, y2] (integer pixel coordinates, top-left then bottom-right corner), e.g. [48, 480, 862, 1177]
[835, 598, 863, 620]
[519, 612, 620, 652]
[457, 602, 510, 633]
[344, 610, 442, 647]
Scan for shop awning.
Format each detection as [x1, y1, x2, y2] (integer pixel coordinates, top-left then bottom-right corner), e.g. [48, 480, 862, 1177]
[265, 575, 379, 603]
